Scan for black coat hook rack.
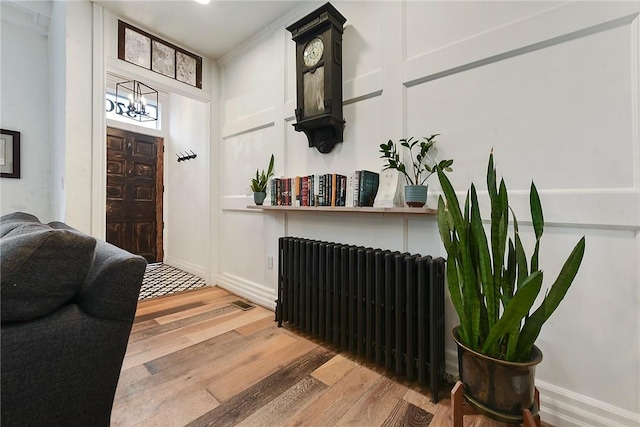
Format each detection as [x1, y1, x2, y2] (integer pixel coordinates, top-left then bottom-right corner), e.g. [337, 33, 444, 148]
[177, 150, 197, 162]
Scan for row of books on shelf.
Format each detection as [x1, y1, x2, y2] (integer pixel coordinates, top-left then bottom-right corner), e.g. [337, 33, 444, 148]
[270, 171, 380, 207]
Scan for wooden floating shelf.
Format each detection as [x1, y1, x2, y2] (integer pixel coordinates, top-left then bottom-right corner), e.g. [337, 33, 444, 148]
[247, 205, 437, 215]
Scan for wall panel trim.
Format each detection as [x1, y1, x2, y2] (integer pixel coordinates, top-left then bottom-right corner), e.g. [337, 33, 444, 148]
[222, 107, 275, 139]
[403, 3, 639, 87]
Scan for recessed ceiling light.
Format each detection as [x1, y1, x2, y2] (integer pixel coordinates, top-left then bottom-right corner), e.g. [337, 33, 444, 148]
[194, 0, 210, 4]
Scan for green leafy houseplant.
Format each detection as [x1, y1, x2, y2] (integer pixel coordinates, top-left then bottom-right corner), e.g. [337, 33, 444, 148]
[250, 154, 274, 193]
[436, 152, 586, 362]
[379, 135, 453, 185]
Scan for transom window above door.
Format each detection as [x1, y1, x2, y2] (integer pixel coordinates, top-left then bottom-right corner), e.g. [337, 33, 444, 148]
[118, 20, 202, 89]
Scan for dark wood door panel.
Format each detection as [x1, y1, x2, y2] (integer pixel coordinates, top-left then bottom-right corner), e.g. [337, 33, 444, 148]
[133, 220, 156, 260]
[106, 127, 163, 263]
[106, 220, 126, 248]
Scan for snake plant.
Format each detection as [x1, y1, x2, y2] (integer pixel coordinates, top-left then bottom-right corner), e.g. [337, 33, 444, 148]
[436, 152, 585, 362]
[250, 154, 274, 193]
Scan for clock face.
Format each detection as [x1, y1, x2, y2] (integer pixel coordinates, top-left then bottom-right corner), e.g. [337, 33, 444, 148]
[303, 37, 324, 67]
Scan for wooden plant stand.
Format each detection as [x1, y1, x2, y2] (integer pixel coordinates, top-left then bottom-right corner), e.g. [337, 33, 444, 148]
[451, 381, 541, 427]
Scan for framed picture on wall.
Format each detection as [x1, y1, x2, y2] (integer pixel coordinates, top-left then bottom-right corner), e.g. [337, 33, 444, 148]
[0, 129, 21, 179]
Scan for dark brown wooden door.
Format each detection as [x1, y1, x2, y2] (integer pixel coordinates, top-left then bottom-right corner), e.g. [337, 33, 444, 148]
[106, 127, 163, 263]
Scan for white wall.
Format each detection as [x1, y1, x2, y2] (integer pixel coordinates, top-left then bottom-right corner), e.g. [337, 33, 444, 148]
[164, 92, 210, 277]
[0, 2, 52, 221]
[216, 1, 640, 425]
[48, 0, 94, 232]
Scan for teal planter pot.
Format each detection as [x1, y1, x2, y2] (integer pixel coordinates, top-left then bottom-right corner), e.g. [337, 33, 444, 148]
[253, 192, 267, 205]
[404, 185, 427, 207]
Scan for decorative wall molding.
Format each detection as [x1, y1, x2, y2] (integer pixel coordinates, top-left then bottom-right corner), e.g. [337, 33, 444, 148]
[343, 69, 383, 105]
[1, 1, 51, 36]
[403, 2, 639, 87]
[221, 107, 275, 140]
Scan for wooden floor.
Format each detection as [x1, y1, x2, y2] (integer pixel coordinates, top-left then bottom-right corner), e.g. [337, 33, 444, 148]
[112, 287, 552, 427]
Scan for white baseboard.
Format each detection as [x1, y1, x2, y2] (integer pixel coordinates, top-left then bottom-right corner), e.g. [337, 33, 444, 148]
[444, 350, 640, 426]
[536, 380, 640, 427]
[215, 272, 277, 310]
[163, 256, 207, 280]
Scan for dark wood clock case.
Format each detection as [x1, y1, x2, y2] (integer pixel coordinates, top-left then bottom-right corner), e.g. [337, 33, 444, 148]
[287, 3, 347, 154]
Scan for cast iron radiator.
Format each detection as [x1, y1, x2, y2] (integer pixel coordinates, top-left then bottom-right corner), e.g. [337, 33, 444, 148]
[275, 236, 446, 403]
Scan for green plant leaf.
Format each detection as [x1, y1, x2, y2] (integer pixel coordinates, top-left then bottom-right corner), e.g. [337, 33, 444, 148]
[503, 239, 516, 302]
[437, 196, 453, 253]
[438, 167, 480, 348]
[505, 322, 521, 361]
[481, 271, 543, 356]
[530, 182, 543, 271]
[447, 245, 470, 346]
[530, 182, 544, 240]
[266, 154, 274, 178]
[515, 236, 586, 360]
[470, 184, 495, 329]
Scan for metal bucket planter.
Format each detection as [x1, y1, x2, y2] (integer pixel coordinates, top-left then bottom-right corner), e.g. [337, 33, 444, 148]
[404, 184, 427, 207]
[453, 327, 543, 424]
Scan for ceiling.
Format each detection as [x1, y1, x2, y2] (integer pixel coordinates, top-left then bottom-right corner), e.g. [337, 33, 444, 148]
[93, 0, 306, 60]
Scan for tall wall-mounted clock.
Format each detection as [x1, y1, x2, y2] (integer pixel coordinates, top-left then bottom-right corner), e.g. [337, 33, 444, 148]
[286, 3, 347, 154]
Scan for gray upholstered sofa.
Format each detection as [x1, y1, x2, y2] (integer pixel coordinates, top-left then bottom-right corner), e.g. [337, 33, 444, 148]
[0, 212, 147, 427]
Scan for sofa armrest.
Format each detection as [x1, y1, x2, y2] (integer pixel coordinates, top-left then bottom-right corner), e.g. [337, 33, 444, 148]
[77, 239, 147, 322]
[47, 221, 147, 321]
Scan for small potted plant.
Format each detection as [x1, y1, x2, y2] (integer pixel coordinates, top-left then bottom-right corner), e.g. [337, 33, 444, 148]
[379, 135, 453, 207]
[436, 151, 586, 424]
[250, 154, 274, 205]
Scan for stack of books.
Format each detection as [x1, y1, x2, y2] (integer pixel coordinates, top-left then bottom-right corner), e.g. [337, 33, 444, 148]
[270, 171, 379, 207]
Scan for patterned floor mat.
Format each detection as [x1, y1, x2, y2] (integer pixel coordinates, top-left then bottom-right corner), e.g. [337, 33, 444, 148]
[139, 263, 208, 300]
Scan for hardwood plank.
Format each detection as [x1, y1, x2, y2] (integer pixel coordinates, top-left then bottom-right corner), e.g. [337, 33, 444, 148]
[134, 287, 222, 316]
[234, 316, 276, 336]
[129, 318, 161, 335]
[122, 307, 270, 367]
[134, 301, 204, 324]
[311, 353, 357, 386]
[154, 295, 239, 325]
[182, 306, 272, 344]
[336, 376, 409, 426]
[284, 364, 382, 426]
[132, 389, 219, 427]
[404, 387, 440, 416]
[205, 333, 318, 402]
[235, 376, 328, 427]
[382, 399, 434, 427]
[143, 330, 243, 375]
[186, 347, 335, 427]
[113, 365, 152, 402]
[115, 330, 296, 411]
[129, 305, 238, 343]
[120, 335, 193, 371]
